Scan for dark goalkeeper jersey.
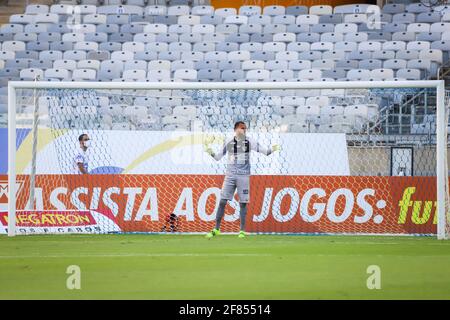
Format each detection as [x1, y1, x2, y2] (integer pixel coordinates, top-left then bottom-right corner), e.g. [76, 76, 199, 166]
[212, 136, 272, 176]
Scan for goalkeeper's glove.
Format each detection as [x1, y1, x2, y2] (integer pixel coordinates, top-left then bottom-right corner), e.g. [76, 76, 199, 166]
[204, 145, 214, 156]
[203, 140, 214, 156]
[272, 144, 281, 152]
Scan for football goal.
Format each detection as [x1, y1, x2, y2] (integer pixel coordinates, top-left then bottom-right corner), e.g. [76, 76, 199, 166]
[4, 80, 449, 239]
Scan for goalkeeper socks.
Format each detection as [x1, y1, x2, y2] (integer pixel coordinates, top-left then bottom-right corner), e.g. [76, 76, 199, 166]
[239, 203, 248, 231]
[215, 199, 227, 230]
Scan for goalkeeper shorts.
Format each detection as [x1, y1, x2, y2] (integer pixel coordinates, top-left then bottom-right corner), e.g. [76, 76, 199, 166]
[220, 175, 250, 203]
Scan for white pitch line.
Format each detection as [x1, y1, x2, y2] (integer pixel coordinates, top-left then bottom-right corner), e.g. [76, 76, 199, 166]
[0, 253, 272, 259]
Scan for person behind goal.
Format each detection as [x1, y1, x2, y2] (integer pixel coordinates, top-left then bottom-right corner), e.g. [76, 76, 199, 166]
[203, 121, 280, 238]
[74, 133, 90, 174]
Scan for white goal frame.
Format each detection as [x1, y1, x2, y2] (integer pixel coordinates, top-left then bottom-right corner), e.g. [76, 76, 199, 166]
[6, 80, 448, 239]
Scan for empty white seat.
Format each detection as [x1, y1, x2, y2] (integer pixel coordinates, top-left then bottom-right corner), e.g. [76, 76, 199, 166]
[204, 50, 227, 60]
[25, 4, 49, 14]
[334, 41, 358, 52]
[344, 13, 368, 24]
[240, 42, 263, 52]
[124, 105, 148, 118]
[370, 68, 395, 80]
[178, 15, 201, 25]
[72, 68, 96, 81]
[45, 68, 70, 80]
[311, 59, 335, 70]
[134, 33, 157, 43]
[168, 24, 191, 34]
[34, 13, 58, 24]
[122, 42, 145, 53]
[321, 105, 344, 116]
[271, 69, 294, 80]
[239, 5, 261, 16]
[273, 14, 296, 25]
[407, 41, 430, 51]
[273, 32, 296, 43]
[358, 41, 382, 51]
[20, 68, 43, 79]
[224, 15, 248, 25]
[173, 105, 197, 117]
[296, 14, 319, 25]
[123, 69, 147, 80]
[193, 42, 216, 52]
[407, 23, 430, 33]
[310, 5, 333, 15]
[1, 41, 25, 52]
[396, 68, 421, 80]
[146, 42, 169, 52]
[430, 22, 450, 33]
[172, 69, 196, 81]
[101, 60, 124, 71]
[335, 23, 358, 33]
[296, 105, 321, 116]
[111, 51, 134, 61]
[145, 5, 168, 16]
[54, 59, 77, 71]
[181, 51, 204, 61]
[147, 69, 171, 81]
[192, 24, 215, 34]
[167, 5, 190, 16]
[215, 8, 237, 17]
[298, 69, 322, 80]
[168, 42, 192, 52]
[262, 42, 286, 52]
[344, 105, 369, 118]
[148, 60, 171, 71]
[383, 41, 406, 51]
[50, 4, 73, 15]
[383, 59, 407, 69]
[246, 69, 270, 80]
[228, 50, 250, 61]
[62, 33, 84, 42]
[248, 15, 272, 25]
[10, 14, 34, 24]
[74, 42, 98, 51]
[287, 42, 310, 52]
[263, 5, 286, 16]
[419, 49, 443, 63]
[144, 24, 168, 34]
[275, 51, 298, 61]
[111, 122, 133, 130]
[171, 60, 195, 71]
[265, 60, 288, 70]
[77, 59, 100, 70]
[311, 42, 334, 51]
[242, 60, 265, 70]
[192, 5, 215, 16]
[347, 69, 371, 80]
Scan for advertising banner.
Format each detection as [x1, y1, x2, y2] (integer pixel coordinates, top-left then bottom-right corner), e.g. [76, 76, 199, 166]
[0, 174, 437, 235]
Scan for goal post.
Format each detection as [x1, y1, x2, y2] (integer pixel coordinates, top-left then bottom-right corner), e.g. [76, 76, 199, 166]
[5, 80, 449, 239]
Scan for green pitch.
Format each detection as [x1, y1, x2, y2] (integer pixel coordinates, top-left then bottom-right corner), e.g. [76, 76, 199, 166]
[1, 234, 450, 299]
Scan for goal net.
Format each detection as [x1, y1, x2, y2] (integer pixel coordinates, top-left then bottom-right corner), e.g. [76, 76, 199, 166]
[3, 81, 449, 239]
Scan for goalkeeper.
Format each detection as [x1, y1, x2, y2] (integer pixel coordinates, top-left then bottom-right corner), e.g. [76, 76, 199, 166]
[203, 121, 280, 239]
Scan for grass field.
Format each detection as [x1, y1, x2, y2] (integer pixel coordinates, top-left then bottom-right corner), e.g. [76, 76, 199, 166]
[1, 234, 450, 299]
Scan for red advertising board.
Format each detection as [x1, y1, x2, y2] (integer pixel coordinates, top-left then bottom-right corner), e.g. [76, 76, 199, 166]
[0, 174, 438, 234]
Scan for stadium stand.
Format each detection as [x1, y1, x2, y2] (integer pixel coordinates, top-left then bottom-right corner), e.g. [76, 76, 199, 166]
[0, 0, 449, 133]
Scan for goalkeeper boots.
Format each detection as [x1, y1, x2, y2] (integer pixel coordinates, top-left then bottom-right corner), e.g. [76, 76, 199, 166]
[206, 228, 220, 239]
[238, 231, 246, 238]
